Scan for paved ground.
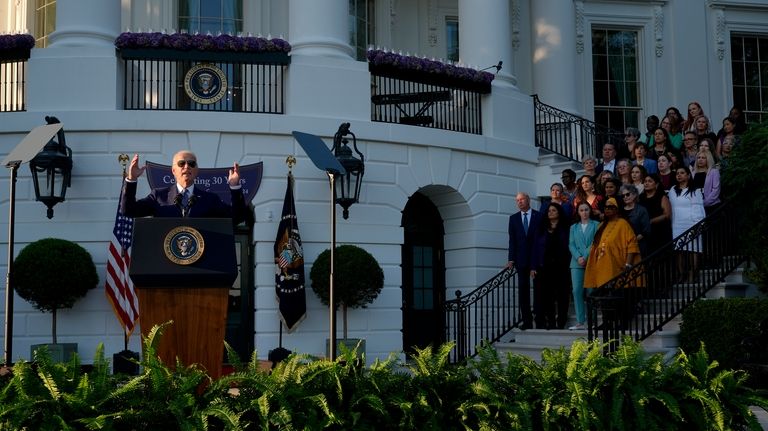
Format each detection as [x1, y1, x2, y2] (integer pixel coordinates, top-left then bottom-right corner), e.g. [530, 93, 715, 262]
[752, 406, 768, 429]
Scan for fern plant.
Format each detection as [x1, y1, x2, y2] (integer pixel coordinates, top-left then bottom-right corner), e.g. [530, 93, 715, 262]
[0, 344, 119, 430]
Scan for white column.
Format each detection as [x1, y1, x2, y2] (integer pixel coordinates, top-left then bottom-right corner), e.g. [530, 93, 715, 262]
[458, 0, 516, 88]
[289, 0, 352, 59]
[48, 0, 120, 47]
[27, 0, 120, 110]
[531, 0, 578, 114]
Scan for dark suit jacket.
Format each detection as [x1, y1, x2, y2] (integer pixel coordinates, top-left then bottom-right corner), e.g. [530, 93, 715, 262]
[595, 160, 616, 175]
[507, 209, 541, 269]
[120, 181, 249, 225]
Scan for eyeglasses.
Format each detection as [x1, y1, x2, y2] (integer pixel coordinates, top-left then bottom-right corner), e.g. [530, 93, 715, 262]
[622, 193, 633, 198]
[176, 159, 197, 168]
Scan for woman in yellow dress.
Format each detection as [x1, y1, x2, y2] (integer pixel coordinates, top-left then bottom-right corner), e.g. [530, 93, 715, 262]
[584, 197, 641, 289]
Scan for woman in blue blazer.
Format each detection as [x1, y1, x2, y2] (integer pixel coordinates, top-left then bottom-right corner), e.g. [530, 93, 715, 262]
[568, 202, 599, 330]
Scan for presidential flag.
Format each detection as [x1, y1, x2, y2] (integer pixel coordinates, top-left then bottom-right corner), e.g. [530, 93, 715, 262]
[274, 174, 306, 332]
[105, 192, 139, 335]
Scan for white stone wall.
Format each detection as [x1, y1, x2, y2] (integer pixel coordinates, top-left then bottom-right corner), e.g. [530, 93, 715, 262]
[0, 108, 536, 364]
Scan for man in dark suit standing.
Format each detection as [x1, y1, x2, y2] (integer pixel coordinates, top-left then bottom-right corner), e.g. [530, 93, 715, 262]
[120, 151, 248, 224]
[507, 192, 541, 330]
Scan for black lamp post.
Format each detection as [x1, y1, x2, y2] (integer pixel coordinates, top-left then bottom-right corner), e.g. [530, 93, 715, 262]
[29, 116, 72, 219]
[332, 123, 364, 219]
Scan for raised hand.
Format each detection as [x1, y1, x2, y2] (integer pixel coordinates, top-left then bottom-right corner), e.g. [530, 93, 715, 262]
[127, 154, 146, 181]
[228, 162, 240, 187]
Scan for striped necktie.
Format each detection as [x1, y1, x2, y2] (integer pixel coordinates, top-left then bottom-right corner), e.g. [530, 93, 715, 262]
[523, 212, 529, 234]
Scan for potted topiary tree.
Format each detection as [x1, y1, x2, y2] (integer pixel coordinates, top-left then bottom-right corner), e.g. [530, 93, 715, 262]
[12, 238, 99, 362]
[310, 244, 384, 357]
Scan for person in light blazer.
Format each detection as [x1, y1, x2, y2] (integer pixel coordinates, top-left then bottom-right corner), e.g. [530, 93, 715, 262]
[568, 202, 599, 330]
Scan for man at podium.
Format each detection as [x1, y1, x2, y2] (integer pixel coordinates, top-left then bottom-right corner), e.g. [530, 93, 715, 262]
[120, 151, 248, 224]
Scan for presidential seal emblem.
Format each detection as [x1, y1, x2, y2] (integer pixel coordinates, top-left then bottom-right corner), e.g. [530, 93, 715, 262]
[183, 63, 227, 105]
[164, 226, 205, 265]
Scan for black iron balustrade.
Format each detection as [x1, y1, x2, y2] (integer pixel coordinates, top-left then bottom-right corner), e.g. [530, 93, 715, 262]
[0, 56, 28, 112]
[370, 72, 485, 135]
[586, 202, 746, 352]
[532, 94, 623, 163]
[444, 267, 519, 363]
[119, 49, 289, 113]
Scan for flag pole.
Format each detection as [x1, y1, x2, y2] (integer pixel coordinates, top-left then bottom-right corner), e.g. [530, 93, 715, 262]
[278, 155, 296, 350]
[118, 154, 130, 352]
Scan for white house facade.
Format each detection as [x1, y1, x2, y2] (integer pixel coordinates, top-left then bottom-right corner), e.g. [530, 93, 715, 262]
[0, 0, 766, 365]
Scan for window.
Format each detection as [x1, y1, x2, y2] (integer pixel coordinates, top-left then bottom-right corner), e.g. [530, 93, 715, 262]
[731, 34, 768, 124]
[592, 28, 640, 131]
[446, 17, 459, 63]
[177, 1, 244, 111]
[34, 0, 56, 48]
[179, 0, 243, 34]
[349, 0, 375, 61]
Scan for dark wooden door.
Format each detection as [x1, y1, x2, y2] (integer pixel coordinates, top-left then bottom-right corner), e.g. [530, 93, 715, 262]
[402, 193, 445, 355]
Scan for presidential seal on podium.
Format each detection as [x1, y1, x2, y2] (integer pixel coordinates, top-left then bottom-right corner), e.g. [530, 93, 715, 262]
[164, 226, 205, 265]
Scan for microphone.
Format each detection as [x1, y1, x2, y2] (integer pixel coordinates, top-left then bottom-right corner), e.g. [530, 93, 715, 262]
[174, 193, 183, 208]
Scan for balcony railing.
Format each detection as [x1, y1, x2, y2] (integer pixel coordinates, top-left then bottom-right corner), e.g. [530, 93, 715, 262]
[533, 94, 623, 163]
[586, 202, 746, 352]
[444, 267, 519, 362]
[119, 49, 289, 113]
[0, 55, 28, 112]
[370, 64, 488, 135]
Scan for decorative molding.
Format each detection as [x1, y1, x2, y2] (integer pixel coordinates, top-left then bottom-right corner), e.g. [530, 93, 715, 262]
[427, 0, 438, 47]
[707, 0, 768, 11]
[714, 8, 726, 61]
[653, 5, 664, 57]
[575, 1, 585, 54]
[511, 0, 521, 50]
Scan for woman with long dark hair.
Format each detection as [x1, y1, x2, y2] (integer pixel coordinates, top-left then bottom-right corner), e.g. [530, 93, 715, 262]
[573, 174, 603, 221]
[531, 203, 571, 329]
[639, 174, 672, 256]
[669, 166, 705, 283]
[656, 154, 674, 190]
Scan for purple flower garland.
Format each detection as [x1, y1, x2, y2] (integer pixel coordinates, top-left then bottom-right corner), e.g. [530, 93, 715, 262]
[366, 49, 494, 86]
[0, 34, 35, 51]
[114, 32, 291, 54]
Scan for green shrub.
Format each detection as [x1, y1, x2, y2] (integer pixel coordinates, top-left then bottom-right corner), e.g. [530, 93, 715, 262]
[12, 238, 99, 343]
[721, 120, 768, 290]
[679, 298, 768, 369]
[309, 244, 384, 310]
[1, 331, 766, 430]
[310, 244, 384, 338]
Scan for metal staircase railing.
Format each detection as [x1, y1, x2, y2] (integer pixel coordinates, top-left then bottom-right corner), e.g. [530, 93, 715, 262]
[444, 267, 519, 363]
[586, 201, 746, 351]
[532, 94, 624, 163]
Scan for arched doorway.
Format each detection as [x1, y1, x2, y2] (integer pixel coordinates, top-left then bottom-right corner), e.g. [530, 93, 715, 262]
[402, 192, 445, 355]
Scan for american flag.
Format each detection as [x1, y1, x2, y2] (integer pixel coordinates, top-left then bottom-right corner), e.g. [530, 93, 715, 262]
[105, 197, 139, 335]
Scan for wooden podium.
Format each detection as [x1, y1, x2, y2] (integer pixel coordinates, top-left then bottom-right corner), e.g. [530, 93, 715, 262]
[129, 218, 237, 379]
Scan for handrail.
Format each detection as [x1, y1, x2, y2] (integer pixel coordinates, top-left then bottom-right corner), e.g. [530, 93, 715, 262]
[444, 267, 519, 362]
[532, 94, 624, 163]
[586, 201, 746, 352]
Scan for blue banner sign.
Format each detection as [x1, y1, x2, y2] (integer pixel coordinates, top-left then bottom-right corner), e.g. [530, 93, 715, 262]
[145, 161, 263, 204]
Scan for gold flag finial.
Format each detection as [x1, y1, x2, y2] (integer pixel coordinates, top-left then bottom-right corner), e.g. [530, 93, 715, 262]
[118, 154, 130, 178]
[286, 155, 296, 172]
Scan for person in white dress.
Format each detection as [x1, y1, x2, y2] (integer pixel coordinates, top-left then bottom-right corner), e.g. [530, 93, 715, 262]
[668, 166, 705, 283]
